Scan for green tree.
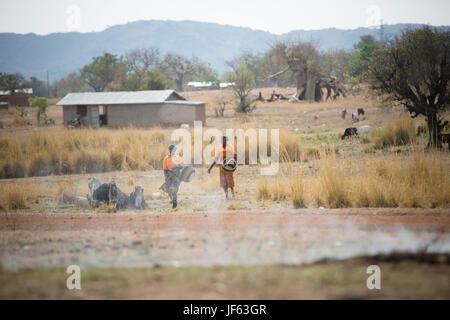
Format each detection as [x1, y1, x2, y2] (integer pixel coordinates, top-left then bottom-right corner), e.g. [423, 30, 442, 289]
[226, 61, 256, 113]
[368, 26, 449, 148]
[29, 97, 48, 125]
[227, 52, 262, 86]
[81, 53, 126, 92]
[28, 77, 47, 97]
[143, 71, 167, 90]
[108, 70, 168, 91]
[53, 72, 93, 97]
[0, 72, 26, 92]
[108, 72, 142, 91]
[352, 35, 382, 78]
[322, 49, 356, 83]
[192, 63, 220, 85]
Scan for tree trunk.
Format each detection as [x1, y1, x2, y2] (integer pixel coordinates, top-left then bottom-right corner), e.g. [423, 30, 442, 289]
[298, 88, 306, 100]
[270, 78, 279, 88]
[314, 82, 323, 102]
[175, 79, 183, 92]
[304, 73, 317, 101]
[426, 113, 442, 148]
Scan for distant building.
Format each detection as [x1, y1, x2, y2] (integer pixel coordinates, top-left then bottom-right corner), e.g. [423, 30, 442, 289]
[186, 82, 235, 91]
[56, 90, 206, 128]
[219, 82, 235, 89]
[0, 88, 33, 107]
[187, 82, 219, 91]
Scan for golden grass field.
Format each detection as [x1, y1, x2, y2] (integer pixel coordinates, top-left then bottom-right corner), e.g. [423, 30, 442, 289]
[0, 88, 449, 211]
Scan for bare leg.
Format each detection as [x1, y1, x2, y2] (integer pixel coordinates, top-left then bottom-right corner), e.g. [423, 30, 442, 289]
[231, 187, 235, 198]
[224, 188, 229, 200]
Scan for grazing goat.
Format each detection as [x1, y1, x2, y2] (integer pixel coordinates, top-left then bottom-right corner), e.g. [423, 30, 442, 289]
[357, 125, 371, 135]
[341, 108, 347, 120]
[357, 108, 365, 116]
[341, 127, 358, 139]
[352, 113, 359, 122]
[342, 126, 372, 140]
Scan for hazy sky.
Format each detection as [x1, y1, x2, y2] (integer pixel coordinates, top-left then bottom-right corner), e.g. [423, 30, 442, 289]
[1, 0, 449, 35]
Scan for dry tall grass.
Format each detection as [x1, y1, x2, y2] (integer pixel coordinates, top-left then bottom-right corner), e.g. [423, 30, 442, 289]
[0, 127, 305, 179]
[257, 146, 305, 207]
[0, 184, 40, 210]
[0, 128, 168, 179]
[257, 149, 449, 209]
[370, 116, 417, 148]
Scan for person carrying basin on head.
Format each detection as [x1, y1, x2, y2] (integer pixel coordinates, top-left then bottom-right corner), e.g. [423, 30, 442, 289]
[161, 145, 184, 209]
[208, 136, 237, 200]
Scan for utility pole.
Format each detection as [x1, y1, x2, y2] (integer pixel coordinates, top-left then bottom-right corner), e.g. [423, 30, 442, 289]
[46, 71, 50, 98]
[379, 19, 384, 43]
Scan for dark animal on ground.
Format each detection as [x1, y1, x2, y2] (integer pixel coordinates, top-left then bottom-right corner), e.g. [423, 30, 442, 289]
[341, 127, 358, 139]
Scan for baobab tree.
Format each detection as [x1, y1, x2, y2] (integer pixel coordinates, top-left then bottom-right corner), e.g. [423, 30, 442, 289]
[266, 41, 347, 101]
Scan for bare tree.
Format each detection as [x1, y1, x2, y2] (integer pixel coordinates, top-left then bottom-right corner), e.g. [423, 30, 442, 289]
[160, 54, 199, 91]
[266, 41, 321, 101]
[226, 61, 256, 113]
[212, 91, 233, 117]
[258, 48, 289, 87]
[125, 48, 160, 78]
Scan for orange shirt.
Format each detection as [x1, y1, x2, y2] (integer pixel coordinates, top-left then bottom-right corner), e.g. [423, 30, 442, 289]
[163, 155, 184, 171]
[215, 144, 236, 164]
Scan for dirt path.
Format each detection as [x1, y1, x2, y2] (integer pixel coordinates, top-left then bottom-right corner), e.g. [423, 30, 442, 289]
[1, 208, 449, 270]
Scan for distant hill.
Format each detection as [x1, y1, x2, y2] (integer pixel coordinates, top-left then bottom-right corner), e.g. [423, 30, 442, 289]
[0, 20, 448, 80]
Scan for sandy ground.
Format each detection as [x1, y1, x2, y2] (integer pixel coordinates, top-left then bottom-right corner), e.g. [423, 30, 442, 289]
[1, 209, 449, 270]
[1, 208, 449, 299]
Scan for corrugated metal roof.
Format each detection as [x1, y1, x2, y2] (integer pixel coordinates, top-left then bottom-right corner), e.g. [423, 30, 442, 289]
[56, 90, 184, 106]
[0, 88, 33, 95]
[164, 100, 205, 105]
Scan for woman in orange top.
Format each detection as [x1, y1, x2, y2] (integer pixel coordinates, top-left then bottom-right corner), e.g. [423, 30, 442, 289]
[162, 145, 184, 208]
[208, 136, 237, 200]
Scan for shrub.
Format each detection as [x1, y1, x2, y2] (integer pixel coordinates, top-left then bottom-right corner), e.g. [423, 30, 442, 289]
[0, 184, 40, 210]
[373, 117, 416, 148]
[290, 173, 305, 208]
[317, 157, 351, 208]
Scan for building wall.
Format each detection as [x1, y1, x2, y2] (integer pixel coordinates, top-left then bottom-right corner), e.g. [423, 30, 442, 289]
[106, 103, 205, 126]
[0, 93, 31, 106]
[62, 106, 78, 124]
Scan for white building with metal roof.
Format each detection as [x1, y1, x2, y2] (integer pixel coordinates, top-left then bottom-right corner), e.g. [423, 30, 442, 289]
[56, 90, 205, 127]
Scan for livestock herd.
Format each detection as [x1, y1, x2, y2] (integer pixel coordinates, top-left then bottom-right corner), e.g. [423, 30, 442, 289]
[339, 107, 372, 140]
